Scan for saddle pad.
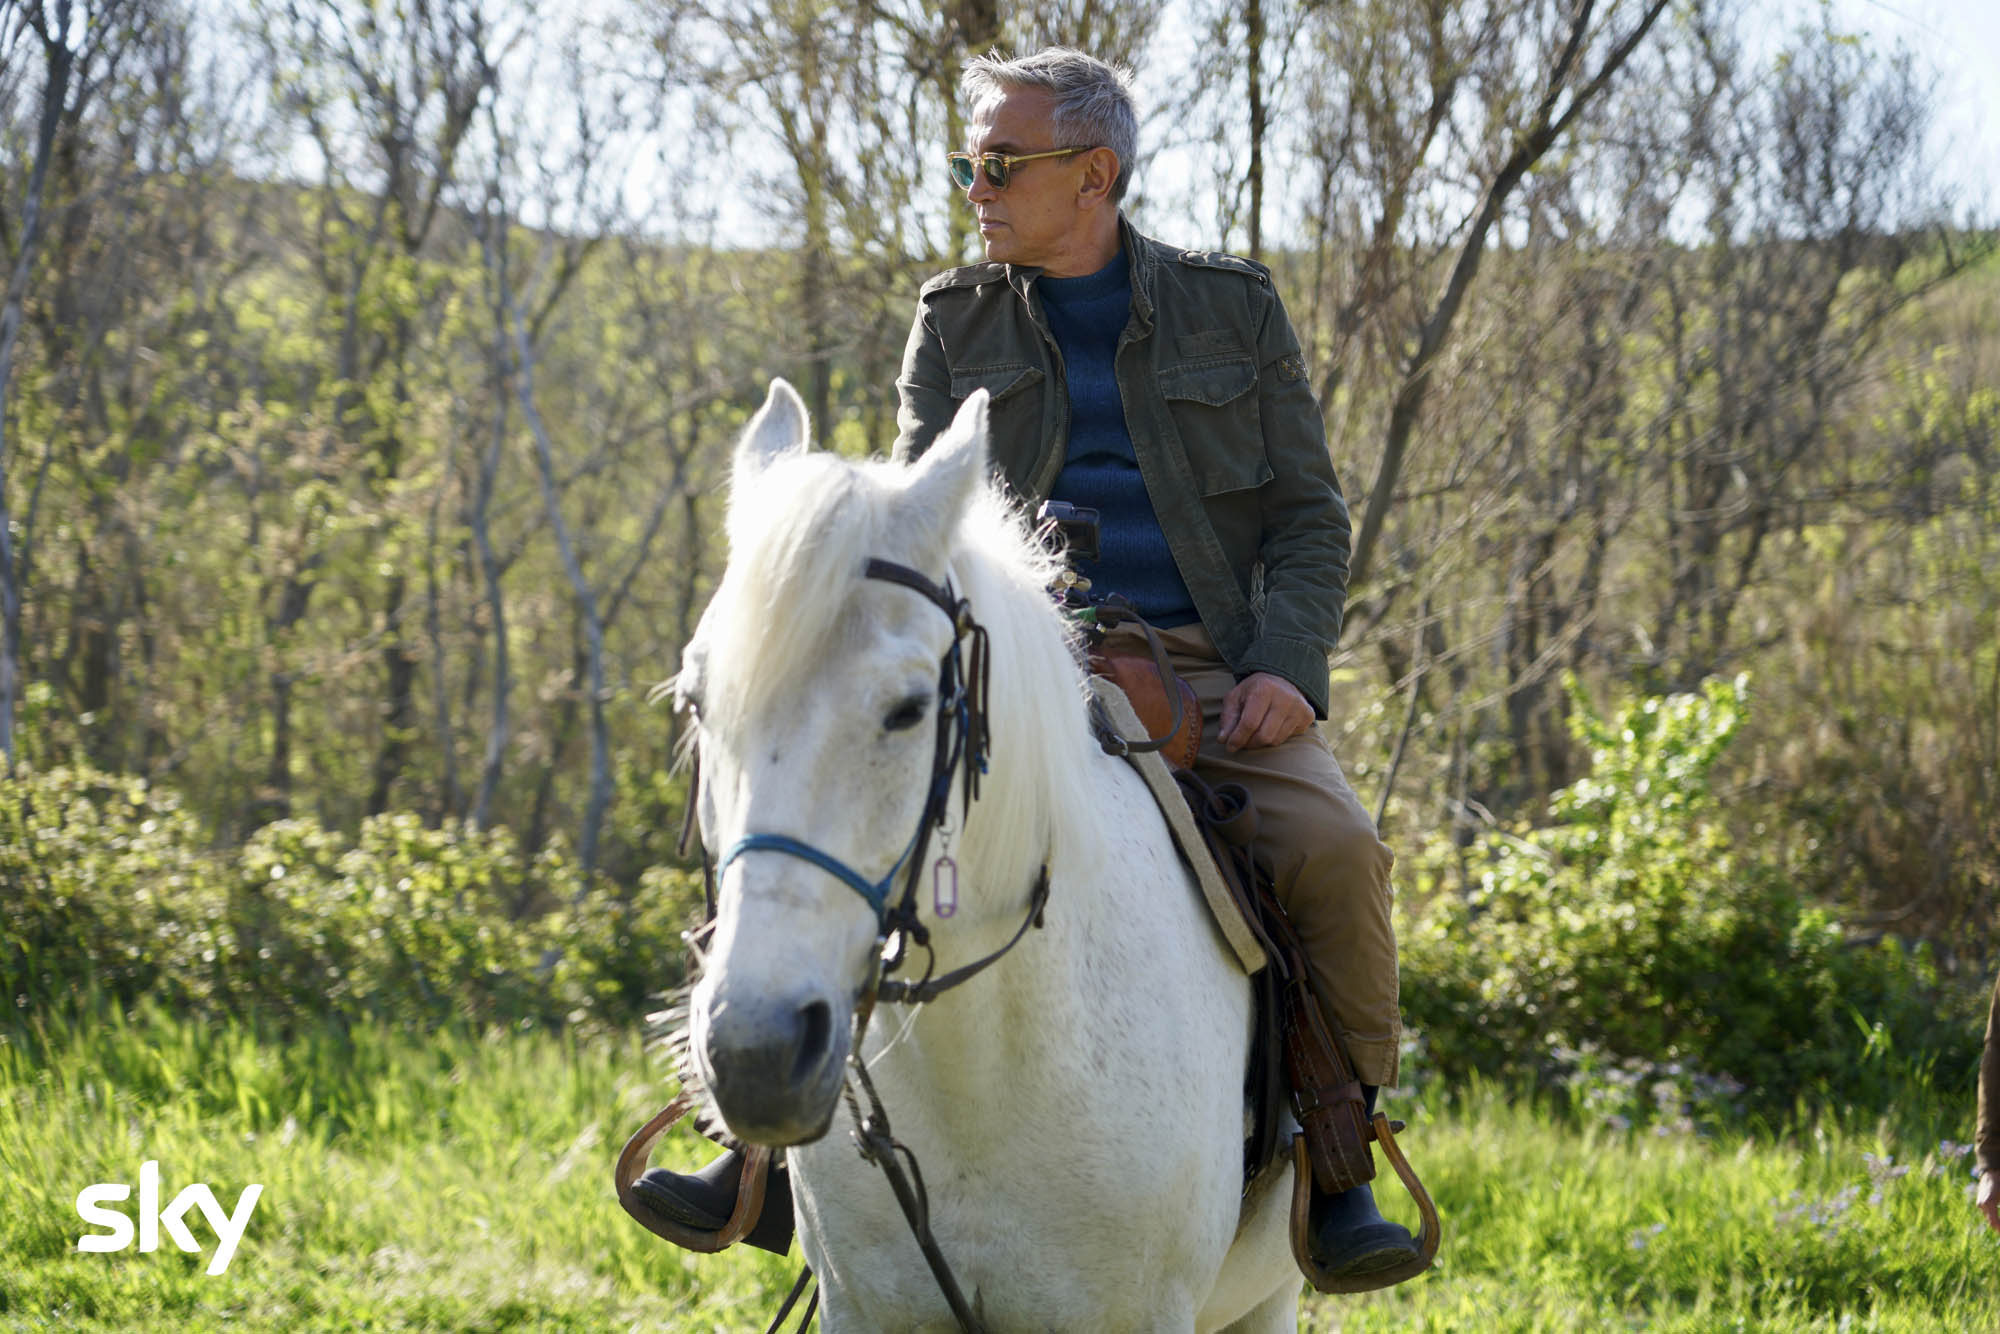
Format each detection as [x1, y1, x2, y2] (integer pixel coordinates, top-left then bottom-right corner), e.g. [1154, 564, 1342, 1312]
[1090, 676, 1268, 976]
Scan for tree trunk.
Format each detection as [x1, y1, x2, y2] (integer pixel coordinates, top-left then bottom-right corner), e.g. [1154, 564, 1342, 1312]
[512, 306, 611, 880]
[424, 468, 460, 823]
[368, 571, 420, 815]
[0, 16, 78, 772]
[942, 0, 1000, 260]
[1244, 0, 1265, 263]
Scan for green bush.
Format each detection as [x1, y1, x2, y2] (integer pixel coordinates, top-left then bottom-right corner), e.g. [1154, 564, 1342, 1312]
[0, 765, 701, 1033]
[1398, 675, 1979, 1123]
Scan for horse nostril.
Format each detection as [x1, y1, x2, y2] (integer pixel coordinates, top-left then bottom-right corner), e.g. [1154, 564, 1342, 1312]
[792, 999, 834, 1086]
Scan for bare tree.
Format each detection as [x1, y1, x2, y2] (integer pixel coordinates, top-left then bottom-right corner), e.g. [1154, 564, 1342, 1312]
[1345, 1, 1982, 843]
[647, 0, 853, 428]
[475, 32, 704, 876]
[1332, 0, 1677, 596]
[465, 189, 516, 832]
[1161, 0, 1308, 259]
[1641, 11, 1974, 686]
[643, 0, 995, 434]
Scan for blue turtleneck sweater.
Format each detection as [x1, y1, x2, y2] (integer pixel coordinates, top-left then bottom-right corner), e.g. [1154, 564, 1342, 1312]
[1040, 253, 1198, 628]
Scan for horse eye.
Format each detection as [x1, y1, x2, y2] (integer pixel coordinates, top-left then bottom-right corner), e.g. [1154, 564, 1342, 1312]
[883, 696, 930, 733]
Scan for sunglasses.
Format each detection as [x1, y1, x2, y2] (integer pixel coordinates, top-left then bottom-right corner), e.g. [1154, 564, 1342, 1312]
[947, 146, 1094, 191]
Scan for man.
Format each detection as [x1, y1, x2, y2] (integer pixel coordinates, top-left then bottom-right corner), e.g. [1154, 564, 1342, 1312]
[640, 47, 1416, 1284]
[1980, 969, 1998, 1233]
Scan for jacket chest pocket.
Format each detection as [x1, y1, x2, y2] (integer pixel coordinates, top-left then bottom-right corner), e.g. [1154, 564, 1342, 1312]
[950, 363, 1044, 407]
[949, 364, 1046, 483]
[1159, 357, 1270, 495]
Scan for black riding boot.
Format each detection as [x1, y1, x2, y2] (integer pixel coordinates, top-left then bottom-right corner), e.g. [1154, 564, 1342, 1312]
[1309, 1086, 1421, 1278]
[633, 1149, 797, 1255]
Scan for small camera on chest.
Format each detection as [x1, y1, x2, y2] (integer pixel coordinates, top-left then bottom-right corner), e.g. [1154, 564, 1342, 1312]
[1034, 500, 1101, 616]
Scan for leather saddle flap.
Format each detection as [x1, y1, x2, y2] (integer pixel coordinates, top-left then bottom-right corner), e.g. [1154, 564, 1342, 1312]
[1088, 648, 1202, 771]
[1088, 677, 1266, 976]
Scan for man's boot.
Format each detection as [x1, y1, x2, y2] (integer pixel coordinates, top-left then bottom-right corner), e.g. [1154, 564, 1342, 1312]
[1309, 1086, 1421, 1278]
[632, 1149, 797, 1255]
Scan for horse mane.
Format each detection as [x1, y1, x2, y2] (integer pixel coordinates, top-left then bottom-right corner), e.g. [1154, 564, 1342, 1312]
[945, 485, 1101, 894]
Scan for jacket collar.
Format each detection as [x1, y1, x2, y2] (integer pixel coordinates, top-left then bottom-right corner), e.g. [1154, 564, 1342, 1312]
[1004, 212, 1158, 334]
[1118, 214, 1158, 330]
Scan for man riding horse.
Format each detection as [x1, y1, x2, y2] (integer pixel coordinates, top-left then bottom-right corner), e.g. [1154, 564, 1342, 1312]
[639, 46, 1421, 1286]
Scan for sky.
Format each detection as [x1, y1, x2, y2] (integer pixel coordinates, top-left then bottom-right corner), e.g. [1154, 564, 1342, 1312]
[248, 0, 1996, 249]
[1775, 0, 2000, 218]
[1134, 0, 2000, 251]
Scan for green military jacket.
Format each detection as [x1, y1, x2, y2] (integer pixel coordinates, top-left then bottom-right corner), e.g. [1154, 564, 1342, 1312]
[891, 215, 1352, 719]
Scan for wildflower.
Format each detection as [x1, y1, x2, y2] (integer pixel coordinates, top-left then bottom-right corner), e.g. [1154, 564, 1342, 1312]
[1627, 1222, 1666, 1251]
[1775, 1185, 1859, 1231]
[1862, 1153, 1909, 1206]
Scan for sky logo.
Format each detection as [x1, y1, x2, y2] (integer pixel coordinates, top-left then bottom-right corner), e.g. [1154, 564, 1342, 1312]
[74, 1161, 262, 1277]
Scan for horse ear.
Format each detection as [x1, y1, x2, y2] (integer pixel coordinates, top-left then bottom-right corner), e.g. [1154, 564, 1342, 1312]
[733, 378, 810, 486]
[902, 389, 989, 550]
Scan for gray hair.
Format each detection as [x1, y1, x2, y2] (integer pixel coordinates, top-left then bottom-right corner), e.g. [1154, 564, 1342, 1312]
[962, 48, 1139, 205]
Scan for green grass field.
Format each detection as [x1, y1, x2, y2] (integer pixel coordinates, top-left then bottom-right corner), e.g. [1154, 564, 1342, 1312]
[1, 1006, 1993, 1332]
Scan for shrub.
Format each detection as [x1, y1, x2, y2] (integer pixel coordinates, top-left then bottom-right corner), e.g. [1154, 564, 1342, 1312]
[1, 765, 701, 1033]
[1, 766, 216, 1013]
[1398, 675, 1979, 1122]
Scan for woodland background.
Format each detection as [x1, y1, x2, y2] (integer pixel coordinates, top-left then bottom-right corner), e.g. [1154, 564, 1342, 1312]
[3, 0, 1999, 1327]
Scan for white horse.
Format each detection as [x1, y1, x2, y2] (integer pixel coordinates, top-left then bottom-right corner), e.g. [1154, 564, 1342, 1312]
[677, 378, 1300, 1332]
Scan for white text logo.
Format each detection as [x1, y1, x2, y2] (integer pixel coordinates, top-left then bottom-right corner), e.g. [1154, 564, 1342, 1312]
[75, 1160, 262, 1276]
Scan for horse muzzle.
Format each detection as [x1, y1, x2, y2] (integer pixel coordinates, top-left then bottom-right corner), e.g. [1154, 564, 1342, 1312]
[695, 986, 852, 1146]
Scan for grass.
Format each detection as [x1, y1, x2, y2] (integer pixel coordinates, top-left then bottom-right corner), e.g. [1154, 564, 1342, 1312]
[1, 1004, 1995, 1332]
[1320, 1083, 1997, 1332]
[0, 1004, 802, 1332]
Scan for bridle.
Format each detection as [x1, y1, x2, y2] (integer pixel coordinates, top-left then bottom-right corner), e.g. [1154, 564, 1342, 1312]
[686, 556, 1050, 1333]
[701, 557, 1049, 1003]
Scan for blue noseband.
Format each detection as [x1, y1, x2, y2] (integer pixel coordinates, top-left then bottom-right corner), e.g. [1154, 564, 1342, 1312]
[715, 829, 920, 923]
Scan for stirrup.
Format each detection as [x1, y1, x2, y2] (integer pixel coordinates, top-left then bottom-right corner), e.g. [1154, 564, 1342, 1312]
[1288, 1113, 1441, 1293]
[614, 1091, 772, 1253]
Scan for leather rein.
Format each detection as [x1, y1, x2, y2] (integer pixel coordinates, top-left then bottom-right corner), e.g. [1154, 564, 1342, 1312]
[687, 556, 1049, 1334]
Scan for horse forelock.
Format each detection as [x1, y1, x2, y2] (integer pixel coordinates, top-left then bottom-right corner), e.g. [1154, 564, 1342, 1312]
[699, 452, 886, 729]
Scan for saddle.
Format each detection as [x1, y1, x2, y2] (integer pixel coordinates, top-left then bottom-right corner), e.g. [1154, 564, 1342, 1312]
[1089, 670, 1441, 1295]
[1087, 644, 1202, 770]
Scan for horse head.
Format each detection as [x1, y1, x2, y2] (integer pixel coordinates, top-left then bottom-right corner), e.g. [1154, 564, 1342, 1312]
[677, 377, 991, 1146]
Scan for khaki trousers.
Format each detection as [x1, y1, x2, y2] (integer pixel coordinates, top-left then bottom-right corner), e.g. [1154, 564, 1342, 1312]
[1102, 620, 1401, 1086]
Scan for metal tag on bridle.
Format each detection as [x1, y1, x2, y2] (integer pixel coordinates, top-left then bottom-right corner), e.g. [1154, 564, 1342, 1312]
[933, 855, 958, 919]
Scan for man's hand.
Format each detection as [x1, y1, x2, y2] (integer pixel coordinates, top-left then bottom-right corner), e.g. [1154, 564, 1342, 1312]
[1981, 1171, 1999, 1234]
[1219, 672, 1313, 751]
